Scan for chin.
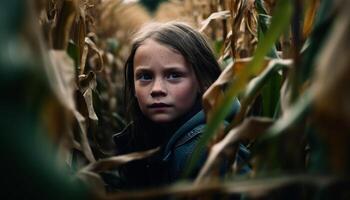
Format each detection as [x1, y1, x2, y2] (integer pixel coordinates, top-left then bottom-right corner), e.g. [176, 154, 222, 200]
[150, 115, 175, 124]
[151, 118, 173, 124]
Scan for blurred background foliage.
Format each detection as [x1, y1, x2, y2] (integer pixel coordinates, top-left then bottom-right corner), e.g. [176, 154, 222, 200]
[1, 0, 350, 199]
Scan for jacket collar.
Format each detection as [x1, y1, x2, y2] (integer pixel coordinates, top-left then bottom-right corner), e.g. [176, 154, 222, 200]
[162, 98, 241, 161]
[162, 110, 205, 160]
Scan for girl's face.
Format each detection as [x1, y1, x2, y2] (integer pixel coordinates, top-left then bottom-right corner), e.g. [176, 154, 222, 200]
[133, 39, 199, 123]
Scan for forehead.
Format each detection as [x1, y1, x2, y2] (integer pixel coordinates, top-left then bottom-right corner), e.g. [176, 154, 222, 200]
[133, 39, 189, 71]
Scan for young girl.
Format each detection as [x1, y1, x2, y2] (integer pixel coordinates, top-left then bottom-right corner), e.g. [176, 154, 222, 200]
[112, 21, 247, 189]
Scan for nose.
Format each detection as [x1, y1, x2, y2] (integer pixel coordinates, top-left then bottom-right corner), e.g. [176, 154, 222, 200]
[150, 78, 167, 97]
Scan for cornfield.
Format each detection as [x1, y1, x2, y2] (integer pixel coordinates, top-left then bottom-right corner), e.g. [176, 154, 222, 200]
[2, 0, 350, 199]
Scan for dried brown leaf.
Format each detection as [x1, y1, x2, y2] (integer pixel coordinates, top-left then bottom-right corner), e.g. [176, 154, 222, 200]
[203, 58, 269, 122]
[85, 37, 104, 72]
[79, 70, 97, 89]
[229, 0, 258, 58]
[196, 117, 274, 183]
[80, 44, 89, 74]
[74, 110, 96, 162]
[48, 50, 76, 113]
[84, 87, 98, 122]
[47, 51, 96, 163]
[199, 10, 231, 32]
[52, 0, 78, 49]
[105, 175, 339, 199]
[81, 147, 160, 173]
[77, 170, 106, 196]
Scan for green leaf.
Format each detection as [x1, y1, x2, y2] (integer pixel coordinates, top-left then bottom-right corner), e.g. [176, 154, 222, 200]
[258, 14, 280, 58]
[227, 60, 290, 130]
[261, 70, 282, 118]
[214, 39, 224, 58]
[184, 0, 293, 177]
[261, 90, 312, 140]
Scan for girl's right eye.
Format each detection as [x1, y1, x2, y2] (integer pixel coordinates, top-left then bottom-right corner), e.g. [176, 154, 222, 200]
[136, 72, 152, 81]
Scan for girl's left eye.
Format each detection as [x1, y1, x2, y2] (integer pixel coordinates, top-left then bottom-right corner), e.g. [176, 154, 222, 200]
[167, 72, 182, 80]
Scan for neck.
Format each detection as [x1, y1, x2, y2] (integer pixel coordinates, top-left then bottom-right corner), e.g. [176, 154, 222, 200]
[134, 95, 202, 149]
[150, 95, 202, 144]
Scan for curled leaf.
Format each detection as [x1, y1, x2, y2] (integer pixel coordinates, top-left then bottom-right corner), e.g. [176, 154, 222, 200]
[81, 147, 160, 173]
[199, 10, 231, 32]
[203, 58, 253, 122]
[85, 37, 104, 72]
[196, 117, 273, 183]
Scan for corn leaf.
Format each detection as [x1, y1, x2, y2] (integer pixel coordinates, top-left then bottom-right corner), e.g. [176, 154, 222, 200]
[184, 0, 293, 177]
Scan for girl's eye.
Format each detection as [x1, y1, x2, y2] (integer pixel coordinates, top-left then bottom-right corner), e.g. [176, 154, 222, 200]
[167, 72, 182, 80]
[136, 73, 152, 81]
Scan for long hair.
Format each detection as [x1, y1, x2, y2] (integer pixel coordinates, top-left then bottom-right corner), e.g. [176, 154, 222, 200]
[123, 21, 221, 150]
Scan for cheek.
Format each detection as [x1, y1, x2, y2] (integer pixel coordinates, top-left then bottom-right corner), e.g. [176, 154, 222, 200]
[174, 86, 193, 99]
[134, 86, 148, 106]
[172, 81, 198, 105]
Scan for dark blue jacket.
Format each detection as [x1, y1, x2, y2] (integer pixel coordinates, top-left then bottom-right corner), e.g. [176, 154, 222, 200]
[110, 98, 249, 189]
[162, 98, 250, 181]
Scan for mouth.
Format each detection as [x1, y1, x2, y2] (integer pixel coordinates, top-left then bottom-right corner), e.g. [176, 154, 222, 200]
[148, 103, 172, 109]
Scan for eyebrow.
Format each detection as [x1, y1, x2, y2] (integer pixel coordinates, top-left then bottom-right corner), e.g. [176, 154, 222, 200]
[134, 66, 151, 71]
[135, 65, 187, 71]
[164, 66, 188, 72]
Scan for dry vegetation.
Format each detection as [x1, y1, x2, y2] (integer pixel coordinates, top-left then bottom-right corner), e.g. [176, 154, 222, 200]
[2, 0, 350, 199]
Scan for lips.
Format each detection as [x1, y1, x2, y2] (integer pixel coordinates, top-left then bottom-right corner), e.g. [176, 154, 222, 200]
[148, 103, 172, 109]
